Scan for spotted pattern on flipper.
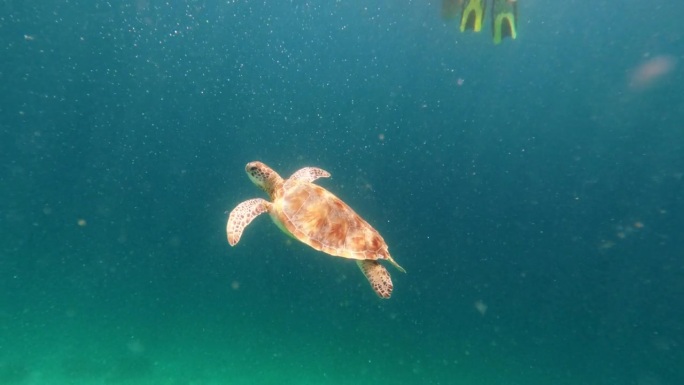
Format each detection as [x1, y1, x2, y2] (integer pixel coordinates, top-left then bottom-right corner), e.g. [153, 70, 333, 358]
[356, 260, 394, 299]
[288, 167, 331, 183]
[227, 198, 269, 246]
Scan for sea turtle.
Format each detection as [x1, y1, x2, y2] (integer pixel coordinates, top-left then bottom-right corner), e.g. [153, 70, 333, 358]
[226, 161, 405, 298]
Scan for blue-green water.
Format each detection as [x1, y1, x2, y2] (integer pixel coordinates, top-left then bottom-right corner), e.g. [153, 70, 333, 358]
[1, 1, 683, 384]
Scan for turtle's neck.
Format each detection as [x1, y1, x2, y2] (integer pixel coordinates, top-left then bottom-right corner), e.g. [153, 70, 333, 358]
[262, 171, 284, 200]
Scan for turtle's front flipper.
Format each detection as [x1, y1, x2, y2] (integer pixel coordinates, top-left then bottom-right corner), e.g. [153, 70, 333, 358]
[288, 167, 331, 183]
[227, 198, 270, 246]
[356, 260, 394, 299]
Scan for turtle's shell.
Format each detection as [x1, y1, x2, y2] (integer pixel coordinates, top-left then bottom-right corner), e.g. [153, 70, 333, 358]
[272, 179, 390, 262]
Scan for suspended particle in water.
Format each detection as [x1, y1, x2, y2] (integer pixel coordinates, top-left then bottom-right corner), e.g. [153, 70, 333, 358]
[474, 300, 488, 315]
[629, 55, 676, 90]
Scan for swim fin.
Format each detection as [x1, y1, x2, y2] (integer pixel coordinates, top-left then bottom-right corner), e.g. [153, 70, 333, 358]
[460, 0, 486, 32]
[492, 0, 517, 44]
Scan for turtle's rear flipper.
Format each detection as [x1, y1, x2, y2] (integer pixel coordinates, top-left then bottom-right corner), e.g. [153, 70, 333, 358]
[357, 260, 394, 299]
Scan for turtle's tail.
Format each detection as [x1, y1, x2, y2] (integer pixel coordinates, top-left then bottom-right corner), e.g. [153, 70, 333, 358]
[387, 256, 406, 273]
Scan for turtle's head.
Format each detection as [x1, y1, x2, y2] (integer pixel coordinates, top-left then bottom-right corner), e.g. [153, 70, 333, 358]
[245, 161, 282, 198]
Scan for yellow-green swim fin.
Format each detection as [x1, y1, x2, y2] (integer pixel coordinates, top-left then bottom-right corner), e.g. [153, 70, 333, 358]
[492, 0, 518, 44]
[460, 0, 486, 32]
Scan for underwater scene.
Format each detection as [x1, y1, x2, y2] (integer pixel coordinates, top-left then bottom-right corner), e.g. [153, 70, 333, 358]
[1, 0, 683, 384]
